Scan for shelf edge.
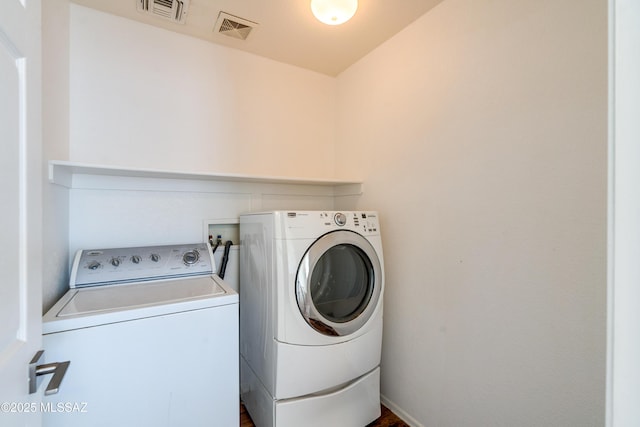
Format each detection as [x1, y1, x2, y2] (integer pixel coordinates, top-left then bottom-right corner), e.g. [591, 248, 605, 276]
[48, 160, 363, 191]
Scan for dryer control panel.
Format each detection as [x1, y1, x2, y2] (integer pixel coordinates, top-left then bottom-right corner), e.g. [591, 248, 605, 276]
[322, 211, 379, 233]
[70, 243, 214, 288]
[281, 211, 380, 239]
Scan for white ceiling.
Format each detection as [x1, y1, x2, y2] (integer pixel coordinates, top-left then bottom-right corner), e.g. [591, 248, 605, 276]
[70, 0, 445, 76]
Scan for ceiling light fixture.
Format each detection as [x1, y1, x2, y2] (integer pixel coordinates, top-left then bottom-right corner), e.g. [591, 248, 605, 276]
[310, 0, 358, 26]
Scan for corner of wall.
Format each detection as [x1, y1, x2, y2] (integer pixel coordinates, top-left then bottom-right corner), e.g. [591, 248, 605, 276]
[42, 0, 71, 311]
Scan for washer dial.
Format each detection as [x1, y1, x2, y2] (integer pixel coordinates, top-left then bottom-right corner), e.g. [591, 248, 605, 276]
[182, 250, 200, 266]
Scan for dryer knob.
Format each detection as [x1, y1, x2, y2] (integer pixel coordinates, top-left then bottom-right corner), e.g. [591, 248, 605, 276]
[334, 212, 347, 226]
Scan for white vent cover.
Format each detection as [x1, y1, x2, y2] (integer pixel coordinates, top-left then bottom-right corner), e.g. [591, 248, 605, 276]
[137, 0, 190, 24]
[213, 12, 258, 41]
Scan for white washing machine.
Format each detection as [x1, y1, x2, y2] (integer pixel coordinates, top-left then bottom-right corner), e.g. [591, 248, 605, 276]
[41, 243, 238, 427]
[240, 211, 384, 427]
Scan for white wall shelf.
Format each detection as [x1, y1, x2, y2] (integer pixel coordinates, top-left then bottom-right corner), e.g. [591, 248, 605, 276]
[48, 160, 363, 196]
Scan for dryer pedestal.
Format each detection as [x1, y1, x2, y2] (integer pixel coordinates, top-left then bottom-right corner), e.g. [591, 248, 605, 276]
[242, 360, 380, 427]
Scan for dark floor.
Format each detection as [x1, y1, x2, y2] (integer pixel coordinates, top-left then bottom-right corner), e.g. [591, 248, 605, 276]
[240, 403, 409, 427]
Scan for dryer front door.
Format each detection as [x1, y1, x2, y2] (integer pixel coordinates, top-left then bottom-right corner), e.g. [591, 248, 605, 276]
[296, 230, 382, 337]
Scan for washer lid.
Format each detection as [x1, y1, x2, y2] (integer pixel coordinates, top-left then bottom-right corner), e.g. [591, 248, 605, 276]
[43, 275, 238, 334]
[58, 276, 226, 317]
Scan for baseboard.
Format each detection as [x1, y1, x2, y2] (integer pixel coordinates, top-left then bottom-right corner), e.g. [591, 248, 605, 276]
[380, 394, 424, 427]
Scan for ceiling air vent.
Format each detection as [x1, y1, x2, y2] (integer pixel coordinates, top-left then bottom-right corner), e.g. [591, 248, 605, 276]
[137, 0, 190, 24]
[213, 12, 258, 41]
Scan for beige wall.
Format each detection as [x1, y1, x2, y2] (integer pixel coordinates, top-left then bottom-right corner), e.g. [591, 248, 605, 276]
[58, 1, 609, 424]
[336, 0, 608, 425]
[43, 4, 341, 310]
[42, 0, 70, 310]
[69, 4, 337, 179]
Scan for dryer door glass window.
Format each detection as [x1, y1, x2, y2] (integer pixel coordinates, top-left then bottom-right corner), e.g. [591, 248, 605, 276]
[296, 230, 383, 337]
[310, 244, 374, 323]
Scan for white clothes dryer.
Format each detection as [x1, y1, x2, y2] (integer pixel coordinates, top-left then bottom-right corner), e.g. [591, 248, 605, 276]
[239, 211, 385, 427]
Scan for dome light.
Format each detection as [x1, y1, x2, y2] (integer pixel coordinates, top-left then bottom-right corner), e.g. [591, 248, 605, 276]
[311, 0, 358, 26]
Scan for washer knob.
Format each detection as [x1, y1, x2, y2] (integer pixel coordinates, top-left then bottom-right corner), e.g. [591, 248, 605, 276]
[150, 253, 161, 262]
[334, 212, 347, 226]
[131, 255, 141, 264]
[87, 260, 101, 270]
[110, 257, 121, 267]
[182, 250, 200, 265]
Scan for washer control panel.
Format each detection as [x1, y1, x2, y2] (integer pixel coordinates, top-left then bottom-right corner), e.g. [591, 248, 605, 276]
[70, 243, 213, 288]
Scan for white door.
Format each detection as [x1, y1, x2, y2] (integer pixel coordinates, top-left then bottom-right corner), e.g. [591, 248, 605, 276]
[608, 1, 640, 425]
[0, 0, 44, 426]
